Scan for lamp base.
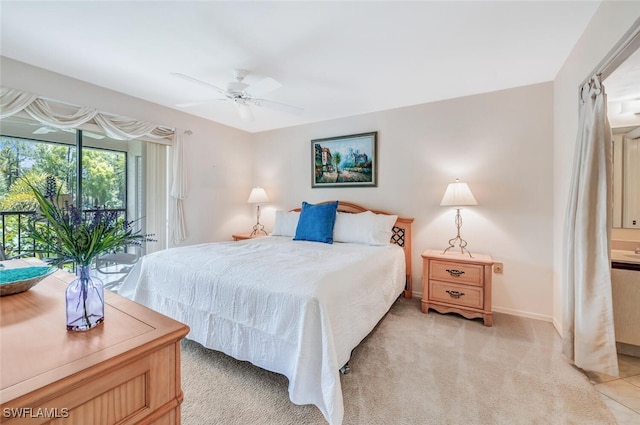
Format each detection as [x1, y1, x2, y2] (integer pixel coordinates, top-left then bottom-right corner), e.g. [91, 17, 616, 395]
[442, 236, 473, 258]
[250, 224, 267, 237]
[442, 208, 473, 258]
[250, 204, 268, 236]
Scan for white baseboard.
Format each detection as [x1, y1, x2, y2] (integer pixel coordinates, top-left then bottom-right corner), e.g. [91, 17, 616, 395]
[491, 306, 553, 323]
[552, 317, 563, 337]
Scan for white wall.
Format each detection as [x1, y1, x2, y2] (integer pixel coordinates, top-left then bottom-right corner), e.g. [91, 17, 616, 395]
[0, 57, 254, 246]
[252, 83, 555, 320]
[1, 51, 578, 321]
[552, 3, 640, 335]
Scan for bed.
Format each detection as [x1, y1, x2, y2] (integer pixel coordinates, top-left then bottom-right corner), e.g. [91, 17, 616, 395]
[119, 201, 413, 425]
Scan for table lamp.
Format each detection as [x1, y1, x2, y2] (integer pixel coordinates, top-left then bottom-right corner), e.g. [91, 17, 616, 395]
[247, 186, 269, 236]
[440, 178, 477, 257]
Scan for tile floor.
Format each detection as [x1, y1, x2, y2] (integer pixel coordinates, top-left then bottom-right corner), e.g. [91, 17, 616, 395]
[583, 353, 640, 424]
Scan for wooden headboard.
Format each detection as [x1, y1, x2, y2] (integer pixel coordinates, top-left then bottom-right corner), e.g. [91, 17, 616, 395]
[291, 201, 414, 298]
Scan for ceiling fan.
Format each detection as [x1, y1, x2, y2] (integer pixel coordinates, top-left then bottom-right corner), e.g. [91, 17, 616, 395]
[31, 124, 105, 139]
[172, 69, 303, 122]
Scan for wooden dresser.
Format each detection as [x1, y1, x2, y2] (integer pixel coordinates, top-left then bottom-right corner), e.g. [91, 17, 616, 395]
[0, 259, 190, 425]
[421, 249, 494, 326]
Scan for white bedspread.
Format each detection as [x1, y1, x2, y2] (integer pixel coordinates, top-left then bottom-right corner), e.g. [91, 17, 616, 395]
[119, 236, 405, 425]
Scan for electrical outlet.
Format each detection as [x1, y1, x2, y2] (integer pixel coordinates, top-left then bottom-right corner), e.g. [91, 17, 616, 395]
[494, 262, 504, 274]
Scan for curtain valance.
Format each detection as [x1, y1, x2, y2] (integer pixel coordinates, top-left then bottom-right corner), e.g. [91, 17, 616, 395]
[0, 87, 174, 142]
[0, 86, 187, 244]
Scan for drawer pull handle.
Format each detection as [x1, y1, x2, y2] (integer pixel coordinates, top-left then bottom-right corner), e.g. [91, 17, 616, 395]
[446, 269, 465, 277]
[446, 290, 465, 299]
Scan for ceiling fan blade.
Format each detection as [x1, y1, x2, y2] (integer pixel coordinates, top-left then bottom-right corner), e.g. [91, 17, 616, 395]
[234, 100, 254, 122]
[33, 126, 56, 134]
[244, 77, 282, 97]
[170, 72, 229, 97]
[176, 99, 230, 108]
[85, 131, 105, 140]
[59, 128, 104, 139]
[252, 98, 304, 115]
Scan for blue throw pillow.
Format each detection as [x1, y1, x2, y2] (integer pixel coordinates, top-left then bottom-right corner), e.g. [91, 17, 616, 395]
[293, 201, 339, 244]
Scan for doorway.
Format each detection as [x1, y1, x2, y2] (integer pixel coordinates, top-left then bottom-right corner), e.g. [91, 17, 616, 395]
[600, 24, 640, 358]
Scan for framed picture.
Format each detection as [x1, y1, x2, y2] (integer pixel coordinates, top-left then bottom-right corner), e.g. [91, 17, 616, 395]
[312, 131, 377, 188]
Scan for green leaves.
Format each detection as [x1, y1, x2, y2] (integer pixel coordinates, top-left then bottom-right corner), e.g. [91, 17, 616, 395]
[24, 177, 153, 267]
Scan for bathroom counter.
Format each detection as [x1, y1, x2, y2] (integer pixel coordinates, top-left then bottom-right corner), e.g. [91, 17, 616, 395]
[612, 249, 640, 270]
[611, 265, 640, 347]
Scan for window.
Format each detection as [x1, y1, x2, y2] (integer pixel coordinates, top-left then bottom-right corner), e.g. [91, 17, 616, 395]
[0, 116, 144, 257]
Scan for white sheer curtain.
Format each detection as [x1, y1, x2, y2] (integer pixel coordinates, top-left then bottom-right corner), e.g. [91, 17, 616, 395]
[170, 132, 187, 244]
[144, 143, 168, 254]
[1, 86, 188, 248]
[563, 75, 619, 377]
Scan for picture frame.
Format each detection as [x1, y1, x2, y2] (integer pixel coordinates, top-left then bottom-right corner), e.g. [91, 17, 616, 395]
[311, 131, 377, 188]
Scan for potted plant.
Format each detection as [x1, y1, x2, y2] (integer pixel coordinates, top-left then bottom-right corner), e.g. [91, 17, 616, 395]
[26, 176, 153, 331]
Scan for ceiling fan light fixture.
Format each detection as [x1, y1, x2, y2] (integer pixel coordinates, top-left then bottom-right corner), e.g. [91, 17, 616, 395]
[234, 99, 255, 122]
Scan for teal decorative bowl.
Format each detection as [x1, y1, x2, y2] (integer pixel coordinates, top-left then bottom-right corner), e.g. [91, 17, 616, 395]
[0, 265, 57, 296]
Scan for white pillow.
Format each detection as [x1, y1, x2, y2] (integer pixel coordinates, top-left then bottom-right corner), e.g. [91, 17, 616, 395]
[370, 213, 398, 245]
[271, 210, 300, 237]
[333, 211, 375, 244]
[333, 211, 398, 245]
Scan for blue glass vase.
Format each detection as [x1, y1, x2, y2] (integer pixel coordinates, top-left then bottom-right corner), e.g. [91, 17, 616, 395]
[66, 265, 104, 331]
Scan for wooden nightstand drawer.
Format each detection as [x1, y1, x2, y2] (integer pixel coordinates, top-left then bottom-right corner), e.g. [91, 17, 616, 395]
[421, 249, 494, 326]
[429, 280, 483, 309]
[429, 260, 484, 286]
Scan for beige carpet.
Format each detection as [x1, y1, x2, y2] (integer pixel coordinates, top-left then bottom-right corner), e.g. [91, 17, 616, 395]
[180, 297, 616, 425]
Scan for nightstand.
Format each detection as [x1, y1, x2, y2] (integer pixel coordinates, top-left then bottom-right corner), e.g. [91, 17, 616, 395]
[232, 233, 266, 241]
[421, 249, 494, 326]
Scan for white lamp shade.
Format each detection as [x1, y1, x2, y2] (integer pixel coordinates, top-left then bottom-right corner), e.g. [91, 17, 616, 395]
[440, 179, 477, 207]
[247, 186, 269, 204]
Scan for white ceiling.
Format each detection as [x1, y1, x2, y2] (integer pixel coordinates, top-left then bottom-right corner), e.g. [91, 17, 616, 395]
[0, 1, 617, 133]
[604, 45, 640, 128]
